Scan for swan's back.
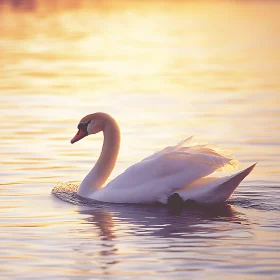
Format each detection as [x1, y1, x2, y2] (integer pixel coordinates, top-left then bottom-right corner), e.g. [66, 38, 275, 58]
[90, 138, 241, 204]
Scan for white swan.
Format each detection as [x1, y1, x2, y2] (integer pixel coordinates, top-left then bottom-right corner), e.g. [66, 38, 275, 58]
[70, 112, 256, 205]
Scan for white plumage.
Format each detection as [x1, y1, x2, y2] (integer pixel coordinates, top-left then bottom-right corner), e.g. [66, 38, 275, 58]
[71, 113, 256, 205]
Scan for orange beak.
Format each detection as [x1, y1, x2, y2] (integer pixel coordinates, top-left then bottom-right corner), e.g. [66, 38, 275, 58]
[71, 129, 87, 144]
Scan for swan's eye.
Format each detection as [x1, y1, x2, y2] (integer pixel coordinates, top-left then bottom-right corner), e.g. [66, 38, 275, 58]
[78, 120, 91, 131]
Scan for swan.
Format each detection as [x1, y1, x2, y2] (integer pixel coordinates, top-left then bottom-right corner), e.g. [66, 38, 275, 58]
[70, 112, 256, 205]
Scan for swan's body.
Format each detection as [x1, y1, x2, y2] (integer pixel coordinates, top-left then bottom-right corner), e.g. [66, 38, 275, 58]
[71, 112, 256, 205]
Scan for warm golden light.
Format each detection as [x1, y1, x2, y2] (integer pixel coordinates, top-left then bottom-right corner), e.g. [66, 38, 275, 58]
[1, 1, 280, 279]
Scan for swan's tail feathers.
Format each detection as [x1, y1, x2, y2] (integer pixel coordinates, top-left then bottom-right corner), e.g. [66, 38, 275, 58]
[212, 163, 257, 202]
[177, 163, 257, 204]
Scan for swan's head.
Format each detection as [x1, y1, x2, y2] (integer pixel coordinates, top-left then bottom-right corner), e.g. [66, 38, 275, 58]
[71, 113, 105, 144]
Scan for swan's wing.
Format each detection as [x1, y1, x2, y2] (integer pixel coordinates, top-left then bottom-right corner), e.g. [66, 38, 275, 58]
[177, 163, 256, 203]
[142, 136, 195, 161]
[93, 151, 237, 204]
[142, 136, 238, 171]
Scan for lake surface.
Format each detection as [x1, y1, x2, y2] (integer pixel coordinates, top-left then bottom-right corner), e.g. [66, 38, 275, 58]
[0, 0, 280, 279]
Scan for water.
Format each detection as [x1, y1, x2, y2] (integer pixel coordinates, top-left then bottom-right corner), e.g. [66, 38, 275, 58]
[1, 0, 280, 279]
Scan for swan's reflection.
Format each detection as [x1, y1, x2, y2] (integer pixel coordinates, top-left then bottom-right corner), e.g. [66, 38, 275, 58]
[78, 202, 250, 240]
[72, 202, 251, 274]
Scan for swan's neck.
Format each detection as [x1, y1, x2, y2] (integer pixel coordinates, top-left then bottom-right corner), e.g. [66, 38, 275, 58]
[77, 117, 120, 197]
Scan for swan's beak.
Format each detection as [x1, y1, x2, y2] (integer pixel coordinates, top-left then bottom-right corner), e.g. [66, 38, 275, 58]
[71, 129, 87, 144]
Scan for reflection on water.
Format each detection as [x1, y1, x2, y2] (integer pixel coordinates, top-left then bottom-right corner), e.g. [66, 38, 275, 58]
[57, 188, 255, 278]
[1, 0, 280, 279]
[79, 203, 244, 239]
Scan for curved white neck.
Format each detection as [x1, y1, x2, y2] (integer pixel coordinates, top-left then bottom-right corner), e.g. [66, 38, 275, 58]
[77, 116, 120, 197]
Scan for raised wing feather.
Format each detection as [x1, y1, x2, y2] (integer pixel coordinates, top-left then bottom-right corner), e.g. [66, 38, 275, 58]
[143, 136, 237, 171]
[142, 136, 195, 161]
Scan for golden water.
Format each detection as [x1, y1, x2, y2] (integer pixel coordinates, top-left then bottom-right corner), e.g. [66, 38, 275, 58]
[1, 0, 279, 279]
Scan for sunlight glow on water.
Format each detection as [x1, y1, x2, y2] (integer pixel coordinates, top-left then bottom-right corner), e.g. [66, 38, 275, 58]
[0, 0, 280, 279]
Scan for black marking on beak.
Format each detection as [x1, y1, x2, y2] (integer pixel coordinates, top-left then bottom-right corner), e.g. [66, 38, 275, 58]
[71, 120, 91, 144]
